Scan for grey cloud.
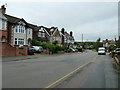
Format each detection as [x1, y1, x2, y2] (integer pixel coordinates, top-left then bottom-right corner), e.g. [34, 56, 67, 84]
[5, 2, 118, 41]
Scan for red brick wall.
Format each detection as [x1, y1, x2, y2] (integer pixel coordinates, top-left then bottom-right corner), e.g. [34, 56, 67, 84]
[1, 43, 28, 56]
[2, 43, 16, 56]
[15, 45, 28, 56]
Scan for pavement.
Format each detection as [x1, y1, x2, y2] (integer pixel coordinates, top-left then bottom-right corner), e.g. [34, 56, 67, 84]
[2, 54, 48, 62]
[2, 51, 119, 88]
[105, 56, 118, 88]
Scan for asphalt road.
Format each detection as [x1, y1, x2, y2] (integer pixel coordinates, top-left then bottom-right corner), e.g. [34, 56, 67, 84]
[2, 51, 118, 88]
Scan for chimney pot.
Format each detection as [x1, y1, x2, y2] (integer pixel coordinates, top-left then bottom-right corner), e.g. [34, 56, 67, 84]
[70, 31, 72, 37]
[61, 28, 65, 45]
[61, 28, 65, 34]
[1, 5, 6, 14]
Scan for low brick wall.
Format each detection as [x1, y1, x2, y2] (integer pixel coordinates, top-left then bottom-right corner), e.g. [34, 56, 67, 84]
[1, 42, 28, 56]
[2, 42, 16, 56]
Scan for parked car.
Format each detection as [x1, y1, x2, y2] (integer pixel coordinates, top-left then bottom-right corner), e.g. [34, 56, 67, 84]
[32, 46, 43, 53]
[113, 48, 120, 55]
[28, 46, 35, 55]
[98, 47, 106, 55]
[69, 47, 78, 52]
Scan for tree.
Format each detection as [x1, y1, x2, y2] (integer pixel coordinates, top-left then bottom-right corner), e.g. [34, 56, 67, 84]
[97, 37, 101, 42]
[95, 38, 103, 51]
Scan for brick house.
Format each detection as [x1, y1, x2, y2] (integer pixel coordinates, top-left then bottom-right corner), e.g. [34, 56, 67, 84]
[31, 25, 50, 42]
[48, 27, 61, 44]
[60, 28, 74, 47]
[0, 6, 8, 56]
[4, 14, 33, 47]
[37, 26, 50, 42]
[0, 5, 33, 56]
[103, 39, 116, 48]
[0, 6, 8, 43]
[33, 26, 61, 44]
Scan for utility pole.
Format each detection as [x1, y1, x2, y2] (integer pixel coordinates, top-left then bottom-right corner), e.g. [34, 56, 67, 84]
[82, 33, 83, 43]
[82, 33, 84, 49]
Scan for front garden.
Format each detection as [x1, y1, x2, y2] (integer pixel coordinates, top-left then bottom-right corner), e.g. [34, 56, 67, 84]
[32, 40, 70, 54]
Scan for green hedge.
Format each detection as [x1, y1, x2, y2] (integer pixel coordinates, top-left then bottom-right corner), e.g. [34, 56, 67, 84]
[32, 40, 68, 54]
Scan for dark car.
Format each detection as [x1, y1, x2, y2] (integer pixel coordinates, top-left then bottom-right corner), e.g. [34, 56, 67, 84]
[28, 46, 35, 55]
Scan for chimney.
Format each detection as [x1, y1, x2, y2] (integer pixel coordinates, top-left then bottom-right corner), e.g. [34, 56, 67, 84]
[118, 36, 120, 48]
[61, 28, 65, 45]
[1, 5, 6, 14]
[70, 31, 72, 37]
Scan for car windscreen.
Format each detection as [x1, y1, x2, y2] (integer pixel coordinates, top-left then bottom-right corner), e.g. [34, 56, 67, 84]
[99, 49, 105, 51]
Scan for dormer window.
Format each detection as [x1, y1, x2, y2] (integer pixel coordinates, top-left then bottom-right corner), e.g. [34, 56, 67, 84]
[38, 32, 45, 37]
[38, 28, 45, 37]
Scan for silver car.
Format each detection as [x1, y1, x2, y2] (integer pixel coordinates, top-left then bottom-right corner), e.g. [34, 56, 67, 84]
[32, 46, 43, 53]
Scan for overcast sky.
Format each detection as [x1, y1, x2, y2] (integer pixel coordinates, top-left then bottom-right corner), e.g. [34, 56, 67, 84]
[0, 1, 118, 42]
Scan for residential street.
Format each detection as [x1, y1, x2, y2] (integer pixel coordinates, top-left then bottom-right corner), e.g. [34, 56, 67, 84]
[2, 51, 118, 88]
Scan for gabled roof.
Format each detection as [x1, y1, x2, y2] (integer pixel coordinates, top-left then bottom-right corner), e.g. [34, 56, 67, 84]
[4, 14, 28, 25]
[49, 27, 58, 36]
[27, 23, 39, 31]
[64, 32, 74, 40]
[60, 31, 74, 40]
[37, 26, 59, 37]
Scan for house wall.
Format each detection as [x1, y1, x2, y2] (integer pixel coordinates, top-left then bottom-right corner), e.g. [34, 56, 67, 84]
[53, 36, 61, 44]
[0, 19, 2, 29]
[0, 14, 8, 43]
[13, 25, 27, 45]
[0, 15, 7, 30]
[1, 42, 16, 56]
[14, 33, 27, 44]
[27, 28, 32, 40]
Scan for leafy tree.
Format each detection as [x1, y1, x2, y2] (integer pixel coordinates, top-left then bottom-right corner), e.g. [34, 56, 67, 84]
[95, 38, 103, 51]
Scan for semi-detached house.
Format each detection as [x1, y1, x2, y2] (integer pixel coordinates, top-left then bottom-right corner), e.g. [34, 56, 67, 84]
[4, 14, 33, 47]
[0, 5, 33, 56]
[0, 6, 7, 43]
[33, 26, 62, 44]
[0, 5, 75, 56]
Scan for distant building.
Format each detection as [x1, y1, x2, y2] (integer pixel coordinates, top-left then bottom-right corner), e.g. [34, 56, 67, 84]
[103, 39, 116, 47]
[60, 28, 74, 47]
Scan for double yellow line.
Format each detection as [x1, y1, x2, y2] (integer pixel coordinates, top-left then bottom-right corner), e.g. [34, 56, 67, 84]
[44, 55, 99, 89]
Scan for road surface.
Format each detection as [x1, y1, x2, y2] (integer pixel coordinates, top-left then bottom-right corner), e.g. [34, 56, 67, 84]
[2, 51, 118, 88]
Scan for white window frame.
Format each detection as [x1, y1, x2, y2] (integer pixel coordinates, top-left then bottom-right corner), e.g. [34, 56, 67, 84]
[15, 25, 25, 34]
[14, 38, 24, 45]
[38, 32, 45, 37]
[15, 38, 18, 45]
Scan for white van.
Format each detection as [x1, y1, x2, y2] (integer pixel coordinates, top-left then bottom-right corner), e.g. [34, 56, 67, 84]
[98, 47, 106, 55]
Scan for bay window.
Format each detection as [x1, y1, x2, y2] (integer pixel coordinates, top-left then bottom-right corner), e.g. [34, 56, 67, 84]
[14, 38, 24, 45]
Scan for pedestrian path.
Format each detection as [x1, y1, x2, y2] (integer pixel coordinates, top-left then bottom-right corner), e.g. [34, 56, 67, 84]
[2, 54, 49, 62]
[104, 56, 118, 88]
